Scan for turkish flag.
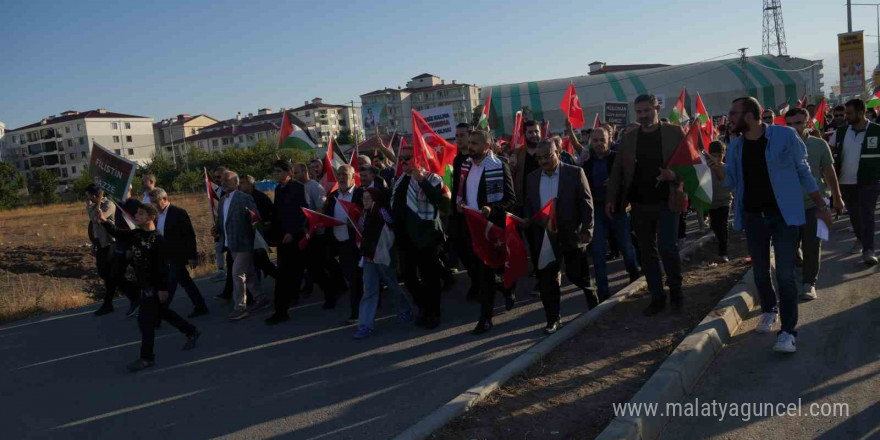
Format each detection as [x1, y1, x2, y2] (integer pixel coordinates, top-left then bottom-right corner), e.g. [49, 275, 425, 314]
[299, 208, 344, 250]
[411, 110, 456, 176]
[321, 138, 339, 194]
[337, 199, 363, 247]
[463, 207, 506, 269]
[560, 82, 585, 129]
[503, 214, 528, 289]
[349, 143, 361, 186]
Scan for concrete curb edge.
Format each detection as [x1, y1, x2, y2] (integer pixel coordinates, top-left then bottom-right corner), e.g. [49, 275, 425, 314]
[392, 234, 715, 440]
[595, 262, 760, 440]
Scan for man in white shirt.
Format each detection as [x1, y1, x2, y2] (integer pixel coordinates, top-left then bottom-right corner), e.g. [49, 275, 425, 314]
[829, 98, 880, 265]
[141, 173, 156, 204]
[323, 165, 365, 324]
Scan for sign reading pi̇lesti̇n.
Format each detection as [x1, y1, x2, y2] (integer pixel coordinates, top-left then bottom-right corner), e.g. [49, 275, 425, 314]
[89, 141, 137, 202]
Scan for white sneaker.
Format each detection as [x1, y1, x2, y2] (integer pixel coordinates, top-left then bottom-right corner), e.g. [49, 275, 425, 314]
[773, 331, 797, 353]
[849, 241, 863, 254]
[756, 312, 778, 333]
[800, 284, 817, 300]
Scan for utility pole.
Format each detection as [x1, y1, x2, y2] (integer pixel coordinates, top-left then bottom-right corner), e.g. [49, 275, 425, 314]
[849, 0, 854, 32]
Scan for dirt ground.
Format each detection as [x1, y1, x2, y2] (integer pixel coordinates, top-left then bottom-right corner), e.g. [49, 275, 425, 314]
[0, 193, 219, 323]
[431, 231, 751, 440]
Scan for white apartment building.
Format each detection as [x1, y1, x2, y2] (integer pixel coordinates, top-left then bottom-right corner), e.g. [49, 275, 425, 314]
[360, 74, 481, 135]
[3, 109, 155, 186]
[289, 98, 363, 146]
[153, 114, 219, 160]
[0, 121, 6, 161]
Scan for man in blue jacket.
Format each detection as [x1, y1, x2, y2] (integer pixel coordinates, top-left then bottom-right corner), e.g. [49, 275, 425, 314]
[714, 96, 833, 354]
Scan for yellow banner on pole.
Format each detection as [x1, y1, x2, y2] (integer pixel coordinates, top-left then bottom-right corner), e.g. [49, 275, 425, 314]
[838, 31, 865, 95]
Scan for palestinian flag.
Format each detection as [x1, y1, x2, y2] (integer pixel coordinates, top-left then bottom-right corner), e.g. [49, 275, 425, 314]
[694, 93, 712, 148]
[668, 122, 712, 213]
[279, 111, 317, 150]
[695, 93, 710, 125]
[299, 208, 344, 250]
[477, 89, 492, 130]
[503, 214, 528, 289]
[541, 120, 550, 141]
[463, 207, 506, 269]
[669, 88, 689, 125]
[867, 90, 880, 108]
[412, 110, 456, 192]
[245, 207, 269, 251]
[811, 99, 828, 132]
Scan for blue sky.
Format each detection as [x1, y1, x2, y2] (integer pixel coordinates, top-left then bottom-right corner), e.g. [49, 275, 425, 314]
[0, 0, 872, 129]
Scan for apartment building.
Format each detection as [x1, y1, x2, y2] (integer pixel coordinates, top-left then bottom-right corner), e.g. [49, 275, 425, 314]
[360, 73, 481, 134]
[3, 109, 154, 186]
[289, 98, 363, 146]
[187, 108, 283, 153]
[153, 114, 219, 160]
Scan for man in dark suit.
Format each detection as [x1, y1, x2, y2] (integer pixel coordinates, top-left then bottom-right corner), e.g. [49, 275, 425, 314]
[525, 138, 595, 334]
[265, 161, 308, 325]
[324, 164, 365, 324]
[149, 188, 209, 318]
[215, 171, 269, 321]
[456, 129, 516, 335]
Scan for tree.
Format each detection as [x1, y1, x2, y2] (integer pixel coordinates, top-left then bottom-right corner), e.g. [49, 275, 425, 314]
[336, 129, 353, 146]
[0, 162, 26, 210]
[472, 105, 484, 126]
[30, 169, 60, 205]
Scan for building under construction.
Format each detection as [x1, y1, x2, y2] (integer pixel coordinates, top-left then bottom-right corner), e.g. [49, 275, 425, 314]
[480, 54, 823, 136]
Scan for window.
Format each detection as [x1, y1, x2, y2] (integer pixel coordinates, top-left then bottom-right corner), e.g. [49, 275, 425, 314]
[67, 139, 72, 147]
[111, 122, 118, 129]
[10, 135, 15, 143]
[222, 138, 230, 146]
[28, 144, 43, 155]
[257, 133, 264, 140]
[212, 139, 219, 147]
[127, 148, 134, 155]
[79, 137, 85, 145]
[247, 134, 255, 141]
[305, 111, 310, 117]
[61, 168, 68, 178]
[238, 136, 244, 143]
[77, 124, 82, 132]
[71, 166, 77, 174]
[65, 126, 70, 133]
[69, 153, 76, 160]
[30, 157, 44, 167]
[113, 136, 120, 143]
[126, 136, 132, 142]
[81, 151, 87, 159]
[124, 122, 131, 129]
[114, 149, 121, 155]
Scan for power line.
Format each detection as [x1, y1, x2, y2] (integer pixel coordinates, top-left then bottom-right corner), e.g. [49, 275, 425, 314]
[748, 59, 822, 72]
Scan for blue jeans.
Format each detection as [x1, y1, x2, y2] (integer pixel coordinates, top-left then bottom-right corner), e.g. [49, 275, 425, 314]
[745, 213, 799, 335]
[631, 204, 682, 297]
[359, 261, 413, 330]
[592, 211, 641, 297]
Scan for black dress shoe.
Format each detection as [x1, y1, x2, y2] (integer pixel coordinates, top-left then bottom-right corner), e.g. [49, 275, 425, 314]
[94, 305, 114, 316]
[125, 302, 140, 318]
[126, 358, 155, 372]
[423, 314, 441, 330]
[505, 295, 515, 311]
[643, 295, 668, 316]
[182, 330, 200, 350]
[265, 314, 290, 325]
[544, 321, 561, 335]
[628, 271, 642, 284]
[187, 306, 209, 318]
[670, 288, 684, 311]
[472, 319, 493, 335]
[414, 310, 426, 327]
[584, 289, 600, 310]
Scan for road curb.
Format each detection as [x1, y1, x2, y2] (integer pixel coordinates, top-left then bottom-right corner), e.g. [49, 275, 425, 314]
[595, 264, 760, 440]
[393, 234, 715, 440]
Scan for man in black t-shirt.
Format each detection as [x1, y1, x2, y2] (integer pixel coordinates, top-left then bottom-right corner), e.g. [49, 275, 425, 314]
[512, 120, 542, 216]
[606, 94, 687, 316]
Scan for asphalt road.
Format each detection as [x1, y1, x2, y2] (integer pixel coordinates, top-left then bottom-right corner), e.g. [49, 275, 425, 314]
[0, 227, 663, 439]
[660, 214, 880, 440]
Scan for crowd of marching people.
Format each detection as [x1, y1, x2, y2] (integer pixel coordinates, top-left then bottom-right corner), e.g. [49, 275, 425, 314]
[84, 93, 880, 372]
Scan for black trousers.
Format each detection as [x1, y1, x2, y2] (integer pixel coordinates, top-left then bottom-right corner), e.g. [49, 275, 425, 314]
[253, 248, 278, 280]
[167, 261, 206, 309]
[708, 205, 730, 256]
[326, 237, 363, 318]
[97, 246, 138, 307]
[274, 243, 305, 317]
[400, 242, 443, 318]
[454, 219, 484, 294]
[138, 289, 196, 362]
[304, 234, 337, 306]
[535, 246, 593, 325]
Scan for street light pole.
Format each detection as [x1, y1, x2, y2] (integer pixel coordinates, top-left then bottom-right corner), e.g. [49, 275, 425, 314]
[852, 3, 880, 68]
